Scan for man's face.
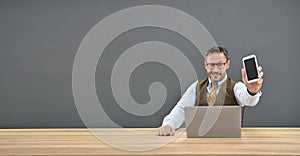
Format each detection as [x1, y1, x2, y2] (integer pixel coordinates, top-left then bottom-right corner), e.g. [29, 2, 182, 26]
[204, 53, 230, 83]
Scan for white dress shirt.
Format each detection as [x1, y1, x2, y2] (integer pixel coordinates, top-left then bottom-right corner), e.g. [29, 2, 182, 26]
[162, 75, 262, 129]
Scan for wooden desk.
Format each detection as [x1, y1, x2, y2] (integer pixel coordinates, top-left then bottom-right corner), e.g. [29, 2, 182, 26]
[0, 128, 299, 155]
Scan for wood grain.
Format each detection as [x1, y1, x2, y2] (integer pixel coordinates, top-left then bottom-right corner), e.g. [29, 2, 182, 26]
[0, 128, 299, 155]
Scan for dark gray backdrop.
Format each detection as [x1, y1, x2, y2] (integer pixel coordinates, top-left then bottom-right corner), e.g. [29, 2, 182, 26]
[1, 0, 299, 128]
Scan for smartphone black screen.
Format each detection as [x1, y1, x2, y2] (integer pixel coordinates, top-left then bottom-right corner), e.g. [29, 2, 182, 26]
[244, 58, 258, 80]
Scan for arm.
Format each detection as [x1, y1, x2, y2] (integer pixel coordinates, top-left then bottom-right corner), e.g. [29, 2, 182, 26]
[234, 66, 264, 107]
[234, 82, 262, 106]
[157, 81, 197, 136]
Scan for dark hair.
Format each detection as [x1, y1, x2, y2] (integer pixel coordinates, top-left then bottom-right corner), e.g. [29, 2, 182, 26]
[206, 46, 229, 61]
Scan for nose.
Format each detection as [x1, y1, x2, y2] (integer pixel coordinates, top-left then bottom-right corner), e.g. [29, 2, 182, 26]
[211, 66, 219, 72]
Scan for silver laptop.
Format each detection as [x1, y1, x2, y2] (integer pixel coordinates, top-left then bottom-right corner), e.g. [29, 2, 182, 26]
[184, 106, 241, 138]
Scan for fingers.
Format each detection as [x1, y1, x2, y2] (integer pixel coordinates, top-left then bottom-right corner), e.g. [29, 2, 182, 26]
[257, 77, 263, 85]
[258, 66, 264, 79]
[156, 127, 161, 136]
[259, 71, 264, 78]
[157, 127, 165, 136]
[257, 66, 262, 72]
[257, 66, 264, 85]
[156, 125, 175, 136]
[241, 68, 247, 84]
[170, 128, 175, 136]
[258, 66, 262, 72]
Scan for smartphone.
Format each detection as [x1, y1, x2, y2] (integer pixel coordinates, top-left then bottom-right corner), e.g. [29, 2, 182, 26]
[242, 54, 259, 83]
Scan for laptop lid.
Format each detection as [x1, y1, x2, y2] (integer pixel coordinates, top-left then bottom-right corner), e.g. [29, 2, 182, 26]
[184, 106, 241, 138]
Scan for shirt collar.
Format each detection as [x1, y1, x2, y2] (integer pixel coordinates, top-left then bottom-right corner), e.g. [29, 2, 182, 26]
[208, 74, 227, 88]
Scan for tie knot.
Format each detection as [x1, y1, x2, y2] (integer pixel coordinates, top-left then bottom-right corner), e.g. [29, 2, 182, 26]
[212, 83, 218, 89]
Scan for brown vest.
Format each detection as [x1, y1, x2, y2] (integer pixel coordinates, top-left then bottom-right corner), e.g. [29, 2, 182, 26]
[195, 77, 238, 106]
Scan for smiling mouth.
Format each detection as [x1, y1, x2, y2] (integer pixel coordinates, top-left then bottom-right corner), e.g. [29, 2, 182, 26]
[211, 73, 220, 77]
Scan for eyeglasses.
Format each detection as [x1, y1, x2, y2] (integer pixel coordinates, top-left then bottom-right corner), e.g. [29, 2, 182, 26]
[206, 62, 227, 69]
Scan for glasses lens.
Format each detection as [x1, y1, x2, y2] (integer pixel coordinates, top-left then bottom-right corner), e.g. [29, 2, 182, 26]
[207, 63, 225, 69]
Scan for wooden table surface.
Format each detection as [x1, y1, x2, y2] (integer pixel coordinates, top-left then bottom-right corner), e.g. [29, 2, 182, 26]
[0, 128, 299, 155]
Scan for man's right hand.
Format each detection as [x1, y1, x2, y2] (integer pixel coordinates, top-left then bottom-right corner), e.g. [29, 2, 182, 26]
[156, 125, 175, 136]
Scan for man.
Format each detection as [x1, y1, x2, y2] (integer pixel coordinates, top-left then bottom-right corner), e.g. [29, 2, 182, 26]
[157, 46, 264, 136]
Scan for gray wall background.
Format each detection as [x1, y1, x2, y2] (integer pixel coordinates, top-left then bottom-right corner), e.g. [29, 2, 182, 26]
[0, 0, 299, 128]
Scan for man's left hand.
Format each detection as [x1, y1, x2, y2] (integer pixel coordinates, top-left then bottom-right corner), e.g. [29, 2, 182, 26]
[241, 66, 264, 95]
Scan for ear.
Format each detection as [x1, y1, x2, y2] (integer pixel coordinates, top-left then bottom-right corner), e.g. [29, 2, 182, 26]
[204, 60, 207, 70]
[226, 60, 230, 70]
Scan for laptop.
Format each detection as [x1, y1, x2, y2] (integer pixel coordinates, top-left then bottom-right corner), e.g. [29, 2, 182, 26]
[184, 106, 241, 138]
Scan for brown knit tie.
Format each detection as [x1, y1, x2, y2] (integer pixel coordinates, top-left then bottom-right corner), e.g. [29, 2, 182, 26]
[208, 83, 218, 106]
